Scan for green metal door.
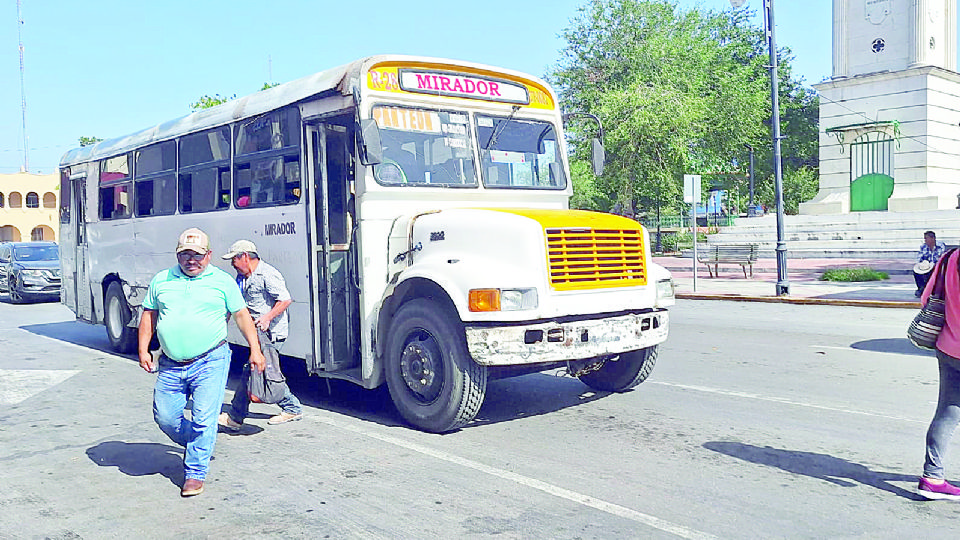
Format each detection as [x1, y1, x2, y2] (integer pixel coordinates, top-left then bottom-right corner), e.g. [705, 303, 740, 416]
[850, 172, 894, 211]
[850, 132, 894, 212]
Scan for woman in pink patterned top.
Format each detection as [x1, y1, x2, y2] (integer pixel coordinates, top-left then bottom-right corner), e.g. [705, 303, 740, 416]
[918, 248, 960, 499]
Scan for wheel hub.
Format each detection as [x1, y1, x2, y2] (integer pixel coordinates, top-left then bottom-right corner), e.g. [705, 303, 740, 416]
[399, 335, 443, 402]
[107, 296, 123, 336]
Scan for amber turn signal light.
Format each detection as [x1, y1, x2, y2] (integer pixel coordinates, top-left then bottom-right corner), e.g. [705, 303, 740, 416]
[468, 289, 501, 312]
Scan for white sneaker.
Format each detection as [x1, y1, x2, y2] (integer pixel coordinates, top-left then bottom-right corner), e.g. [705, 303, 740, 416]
[218, 412, 241, 431]
[267, 412, 303, 425]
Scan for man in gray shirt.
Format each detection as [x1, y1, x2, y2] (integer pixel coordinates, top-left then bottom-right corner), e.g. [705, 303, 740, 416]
[218, 240, 304, 429]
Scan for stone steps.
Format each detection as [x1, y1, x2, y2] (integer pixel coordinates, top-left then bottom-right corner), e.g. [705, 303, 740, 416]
[697, 209, 959, 259]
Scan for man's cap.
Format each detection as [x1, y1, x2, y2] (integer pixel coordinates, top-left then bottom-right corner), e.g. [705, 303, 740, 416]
[176, 228, 210, 254]
[915, 261, 934, 274]
[221, 239, 258, 260]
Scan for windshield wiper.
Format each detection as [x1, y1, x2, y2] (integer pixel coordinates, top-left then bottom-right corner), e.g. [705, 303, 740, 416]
[483, 105, 521, 150]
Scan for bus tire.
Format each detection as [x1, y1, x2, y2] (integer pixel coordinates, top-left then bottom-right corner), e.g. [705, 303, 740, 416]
[579, 346, 658, 392]
[105, 281, 137, 354]
[384, 298, 487, 433]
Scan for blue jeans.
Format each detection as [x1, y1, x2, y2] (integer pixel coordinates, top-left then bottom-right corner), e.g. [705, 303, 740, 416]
[226, 340, 301, 423]
[924, 350, 960, 479]
[153, 343, 231, 482]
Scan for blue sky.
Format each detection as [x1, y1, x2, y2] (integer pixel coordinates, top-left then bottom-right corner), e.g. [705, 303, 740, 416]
[2, 0, 833, 175]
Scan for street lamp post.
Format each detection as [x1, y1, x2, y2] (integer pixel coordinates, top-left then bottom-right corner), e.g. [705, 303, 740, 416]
[732, 0, 788, 295]
[744, 143, 754, 211]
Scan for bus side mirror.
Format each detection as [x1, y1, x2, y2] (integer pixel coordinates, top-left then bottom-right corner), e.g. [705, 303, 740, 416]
[590, 138, 605, 176]
[358, 119, 383, 166]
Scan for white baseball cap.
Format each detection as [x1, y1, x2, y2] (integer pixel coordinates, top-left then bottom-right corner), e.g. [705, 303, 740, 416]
[221, 239, 258, 260]
[176, 228, 210, 254]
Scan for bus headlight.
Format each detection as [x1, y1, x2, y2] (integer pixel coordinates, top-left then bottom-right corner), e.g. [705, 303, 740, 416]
[469, 288, 538, 312]
[656, 278, 675, 301]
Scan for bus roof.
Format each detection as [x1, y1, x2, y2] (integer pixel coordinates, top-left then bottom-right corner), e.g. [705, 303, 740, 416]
[60, 58, 362, 168]
[59, 55, 553, 169]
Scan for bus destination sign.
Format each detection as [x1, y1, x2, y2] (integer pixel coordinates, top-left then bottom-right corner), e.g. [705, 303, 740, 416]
[367, 65, 555, 109]
[397, 69, 529, 105]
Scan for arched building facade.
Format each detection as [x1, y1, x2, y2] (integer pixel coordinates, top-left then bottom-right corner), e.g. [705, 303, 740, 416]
[0, 172, 59, 242]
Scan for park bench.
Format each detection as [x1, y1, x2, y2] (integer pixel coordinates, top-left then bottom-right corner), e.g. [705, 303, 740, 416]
[696, 243, 759, 278]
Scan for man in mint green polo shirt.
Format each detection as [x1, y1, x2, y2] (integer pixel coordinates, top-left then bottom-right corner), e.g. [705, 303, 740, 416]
[137, 227, 265, 498]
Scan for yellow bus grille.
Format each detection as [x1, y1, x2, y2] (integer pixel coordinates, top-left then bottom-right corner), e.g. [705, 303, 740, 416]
[546, 228, 647, 290]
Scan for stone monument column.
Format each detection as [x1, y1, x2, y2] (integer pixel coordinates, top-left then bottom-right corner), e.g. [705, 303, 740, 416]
[831, 0, 846, 78]
[800, 0, 960, 215]
[910, 0, 930, 67]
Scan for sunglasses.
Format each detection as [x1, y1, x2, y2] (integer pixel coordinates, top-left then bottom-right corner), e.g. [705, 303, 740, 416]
[177, 251, 207, 262]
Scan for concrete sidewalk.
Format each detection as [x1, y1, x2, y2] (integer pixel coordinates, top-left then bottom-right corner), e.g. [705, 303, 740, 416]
[654, 255, 922, 308]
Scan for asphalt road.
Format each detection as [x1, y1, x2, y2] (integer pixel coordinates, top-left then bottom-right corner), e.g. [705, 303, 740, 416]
[1, 295, 958, 539]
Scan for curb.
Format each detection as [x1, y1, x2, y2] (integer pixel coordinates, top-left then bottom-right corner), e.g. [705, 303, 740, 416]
[658, 266, 913, 277]
[676, 292, 921, 309]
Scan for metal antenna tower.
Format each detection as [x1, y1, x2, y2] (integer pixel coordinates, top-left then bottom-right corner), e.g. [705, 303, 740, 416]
[17, 0, 28, 172]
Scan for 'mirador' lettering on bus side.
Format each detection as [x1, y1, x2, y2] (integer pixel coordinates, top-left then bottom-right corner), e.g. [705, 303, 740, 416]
[265, 222, 296, 236]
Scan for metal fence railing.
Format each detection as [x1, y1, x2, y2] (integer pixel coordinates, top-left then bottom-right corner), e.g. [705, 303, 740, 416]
[639, 214, 737, 230]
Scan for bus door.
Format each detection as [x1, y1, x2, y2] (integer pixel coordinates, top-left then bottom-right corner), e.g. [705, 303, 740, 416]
[70, 171, 93, 321]
[305, 121, 360, 374]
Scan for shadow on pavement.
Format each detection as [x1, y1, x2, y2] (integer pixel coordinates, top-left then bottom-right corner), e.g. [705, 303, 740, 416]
[240, 354, 609, 432]
[224, 348, 410, 430]
[703, 441, 923, 501]
[86, 441, 184, 487]
[471, 372, 606, 427]
[20, 320, 118, 357]
[850, 338, 936, 357]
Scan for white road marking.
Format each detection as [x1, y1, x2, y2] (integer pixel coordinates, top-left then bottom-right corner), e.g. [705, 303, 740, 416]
[811, 345, 857, 352]
[308, 413, 718, 540]
[0, 369, 81, 405]
[651, 381, 923, 424]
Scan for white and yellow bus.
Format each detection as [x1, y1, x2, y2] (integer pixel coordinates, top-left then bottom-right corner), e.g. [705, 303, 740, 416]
[59, 55, 673, 432]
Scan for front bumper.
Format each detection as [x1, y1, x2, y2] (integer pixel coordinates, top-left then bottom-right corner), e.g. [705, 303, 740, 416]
[16, 278, 61, 298]
[465, 310, 669, 366]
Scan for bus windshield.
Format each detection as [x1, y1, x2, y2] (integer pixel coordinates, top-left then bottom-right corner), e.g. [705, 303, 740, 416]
[371, 106, 477, 187]
[477, 115, 566, 189]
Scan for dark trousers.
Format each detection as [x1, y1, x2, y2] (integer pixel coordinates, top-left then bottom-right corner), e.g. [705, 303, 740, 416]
[915, 271, 931, 293]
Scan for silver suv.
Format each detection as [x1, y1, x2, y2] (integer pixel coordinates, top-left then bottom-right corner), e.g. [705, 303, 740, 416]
[0, 242, 61, 304]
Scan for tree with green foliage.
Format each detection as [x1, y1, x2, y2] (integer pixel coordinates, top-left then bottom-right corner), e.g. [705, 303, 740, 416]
[190, 83, 282, 111]
[78, 136, 103, 147]
[551, 0, 818, 217]
[568, 160, 608, 211]
[190, 93, 237, 111]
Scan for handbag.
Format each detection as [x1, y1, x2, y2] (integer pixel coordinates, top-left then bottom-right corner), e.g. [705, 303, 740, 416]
[908, 249, 957, 350]
[247, 339, 289, 404]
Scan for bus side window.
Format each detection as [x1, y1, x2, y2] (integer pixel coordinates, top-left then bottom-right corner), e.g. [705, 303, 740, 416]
[179, 167, 229, 213]
[179, 127, 231, 214]
[99, 154, 132, 220]
[59, 169, 71, 223]
[233, 107, 301, 208]
[136, 174, 177, 217]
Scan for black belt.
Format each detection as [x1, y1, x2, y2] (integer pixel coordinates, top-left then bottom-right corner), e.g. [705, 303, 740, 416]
[174, 340, 227, 364]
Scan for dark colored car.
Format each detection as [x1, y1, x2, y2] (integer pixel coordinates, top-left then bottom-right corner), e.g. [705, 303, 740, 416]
[0, 241, 61, 303]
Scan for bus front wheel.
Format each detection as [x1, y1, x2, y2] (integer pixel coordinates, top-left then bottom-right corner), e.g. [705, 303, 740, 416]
[384, 298, 487, 433]
[105, 282, 137, 354]
[578, 346, 658, 392]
